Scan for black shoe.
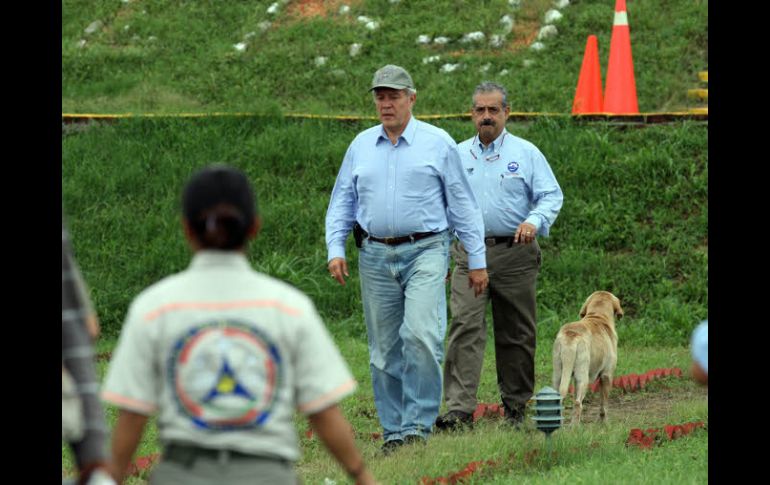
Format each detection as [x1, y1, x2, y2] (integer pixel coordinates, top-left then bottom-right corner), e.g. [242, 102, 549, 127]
[381, 439, 404, 456]
[434, 410, 473, 431]
[403, 434, 427, 446]
[502, 402, 526, 428]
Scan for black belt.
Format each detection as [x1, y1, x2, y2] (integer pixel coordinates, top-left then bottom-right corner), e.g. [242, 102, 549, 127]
[484, 236, 514, 247]
[367, 231, 437, 246]
[164, 443, 289, 467]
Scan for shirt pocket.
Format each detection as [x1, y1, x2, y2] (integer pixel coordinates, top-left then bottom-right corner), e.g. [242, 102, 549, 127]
[404, 160, 440, 194]
[501, 174, 528, 198]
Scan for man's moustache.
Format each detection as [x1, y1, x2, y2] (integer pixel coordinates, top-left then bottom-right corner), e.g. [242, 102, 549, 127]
[480, 120, 495, 126]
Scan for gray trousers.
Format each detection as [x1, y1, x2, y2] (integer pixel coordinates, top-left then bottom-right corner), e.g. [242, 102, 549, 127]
[443, 239, 541, 413]
[150, 456, 298, 485]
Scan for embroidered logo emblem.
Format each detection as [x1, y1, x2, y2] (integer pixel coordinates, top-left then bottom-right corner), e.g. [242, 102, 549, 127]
[466, 167, 474, 175]
[169, 319, 283, 430]
[507, 161, 519, 172]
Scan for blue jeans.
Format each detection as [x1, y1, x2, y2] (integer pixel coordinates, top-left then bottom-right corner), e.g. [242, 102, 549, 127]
[358, 231, 450, 442]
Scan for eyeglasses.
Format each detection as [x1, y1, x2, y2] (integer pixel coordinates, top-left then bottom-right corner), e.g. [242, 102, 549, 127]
[472, 105, 503, 115]
[469, 133, 507, 161]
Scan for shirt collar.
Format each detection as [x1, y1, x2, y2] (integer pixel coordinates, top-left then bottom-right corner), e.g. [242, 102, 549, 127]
[477, 128, 508, 153]
[376, 114, 417, 146]
[189, 250, 251, 270]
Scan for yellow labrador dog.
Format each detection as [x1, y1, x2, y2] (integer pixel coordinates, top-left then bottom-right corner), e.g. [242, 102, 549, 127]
[552, 291, 624, 424]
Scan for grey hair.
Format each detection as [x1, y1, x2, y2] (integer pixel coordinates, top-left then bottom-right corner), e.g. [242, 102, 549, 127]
[372, 87, 417, 100]
[473, 81, 508, 108]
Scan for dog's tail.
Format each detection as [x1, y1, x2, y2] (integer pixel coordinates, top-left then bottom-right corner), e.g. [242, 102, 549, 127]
[557, 340, 578, 398]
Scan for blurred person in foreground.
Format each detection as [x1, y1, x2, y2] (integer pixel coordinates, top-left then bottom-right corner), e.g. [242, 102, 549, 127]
[62, 213, 115, 484]
[691, 320, 708, 386]
[102, 165, 375, 484]
[325, 64, 488, 454]
[435, 82, 563, 431]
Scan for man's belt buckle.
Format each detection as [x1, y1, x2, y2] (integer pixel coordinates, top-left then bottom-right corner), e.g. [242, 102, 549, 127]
[485, 237, 497, 247]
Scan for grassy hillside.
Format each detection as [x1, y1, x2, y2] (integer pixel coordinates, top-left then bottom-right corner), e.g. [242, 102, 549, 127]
[63, 116, 707, 347]
[62, 0, 708, 114]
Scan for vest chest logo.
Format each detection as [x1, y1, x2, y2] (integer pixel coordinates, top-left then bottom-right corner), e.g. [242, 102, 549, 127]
[168, 320, 283, 430]
[466, 167, 474, 175]
[507, 161, 519, 172]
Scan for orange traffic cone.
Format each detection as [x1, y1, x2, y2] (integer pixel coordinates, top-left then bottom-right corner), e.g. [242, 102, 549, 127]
[572, 35, 603, 114]
[604, 0, 639, 114]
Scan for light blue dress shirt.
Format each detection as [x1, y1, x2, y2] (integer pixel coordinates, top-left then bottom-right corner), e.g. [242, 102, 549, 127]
[326, 116, 487, 269]
[457, 129, 563, 237]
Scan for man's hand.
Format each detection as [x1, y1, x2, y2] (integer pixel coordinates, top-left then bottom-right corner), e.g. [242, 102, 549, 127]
[468, 268, 489, 297]
[328, 257, 349, 286]
[514, 222, 537, 244]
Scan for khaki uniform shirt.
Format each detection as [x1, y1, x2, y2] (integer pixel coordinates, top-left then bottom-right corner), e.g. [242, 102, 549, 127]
[102, 251, 356, 461]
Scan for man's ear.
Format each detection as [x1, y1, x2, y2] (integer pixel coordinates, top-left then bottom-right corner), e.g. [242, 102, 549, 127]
[248, 216, 262, 240]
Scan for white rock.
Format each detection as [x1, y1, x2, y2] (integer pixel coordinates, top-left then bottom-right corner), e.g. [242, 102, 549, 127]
[544, 9, 563, 24]
[365, 21, 379, 31]
[499, 69, 509, 76]
[331, 69, 346, 78]
[440, 63, 461, 73]
[554, 0, 570, 8]
[339, 5, 350, 15]
[508, 0, 522, 8]
[121, 0, 131, 3]
[349, 43, 362, 57]
[530, 41, 545, 51]
[258, 21, 272, 32]
[357, 16, 372, 24]
[323, 479, 337, 485]
[233, 42, 247, 52]
[244, 31, 256, 40]
[388, 0, 401, 3]
[422, 55, 441, 64]
[523, 59, 535, 67]
[434, 36, 450, 45]
[500, 15, 514, 33]
[76, 39, 87, 48]
[147, 35, 157, 42]
[480, 63, 491, 73]
[131, 34, 140, 42]
[417, 34, 432, 44]
[489, 34, 505, 48]
[267, 3, 280, 15]
[314, 56, 327, 67]
[461, 31, 485, 43]
[537, 25, 558, 40]
[123, 24, 130, 31]
[84, 20, 103, 35]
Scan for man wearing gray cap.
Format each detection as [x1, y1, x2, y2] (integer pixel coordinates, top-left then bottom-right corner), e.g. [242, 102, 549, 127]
[325, 64, 488, 454]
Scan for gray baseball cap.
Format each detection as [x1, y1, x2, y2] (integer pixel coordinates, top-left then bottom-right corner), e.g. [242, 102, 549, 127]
[369, 64, 415, 92]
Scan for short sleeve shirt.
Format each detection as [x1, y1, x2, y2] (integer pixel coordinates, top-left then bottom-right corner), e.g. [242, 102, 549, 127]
[102, 251, 356, 461]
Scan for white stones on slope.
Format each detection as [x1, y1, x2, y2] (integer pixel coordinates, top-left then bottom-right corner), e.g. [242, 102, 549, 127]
[554, 0, 570, 8]
[489, 34, 505, 48]
[388, 0, 401, 3]
[422, 55, 441, 64]
[544, 9, 563, 24]
[480, 63, 491, 73]
[417, 34, 432, 45]
[314, 56, 328, 67]
[258, 21, 272, 32]
[84, 20, 103, 35]
[523, 59, 535, 67]
[357, 16, 380, 31]
[500, 14, 514, 33]
[349, 43, 362, 57]
[233, 42, 247, 52]
[440, 63, 461, 73]
[244, 31, 256, 40]
[77, 39, 87, 48]
[537, 25, 558, 40]
[499, 69, 510, 76]
[434, 36, 451, 45]
[508, 0, 522, 8]
[530, 42, 545, 51]
[460, 31, 485, 44]
[339, 5, 350, 15]
[266, 3, 280, 15]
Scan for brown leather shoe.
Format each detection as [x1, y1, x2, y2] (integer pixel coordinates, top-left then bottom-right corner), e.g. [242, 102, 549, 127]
[434, 410, 473, 431]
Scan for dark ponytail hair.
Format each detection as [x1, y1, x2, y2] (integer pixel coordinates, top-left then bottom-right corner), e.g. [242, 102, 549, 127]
[182, 165, 257, 250]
